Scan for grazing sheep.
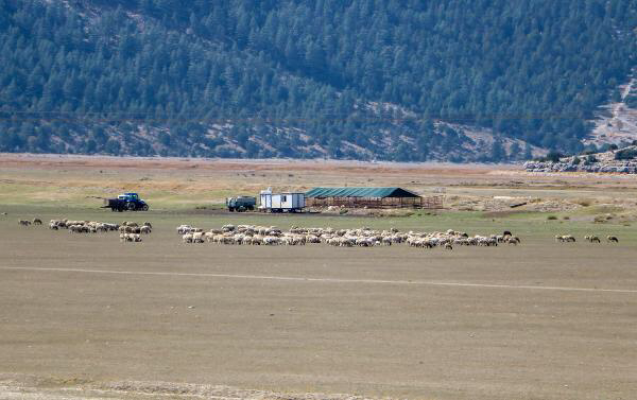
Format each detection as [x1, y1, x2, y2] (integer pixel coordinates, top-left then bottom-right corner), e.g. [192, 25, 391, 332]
[181, 223, 525, 254]
[263, 236, 280, 245]
[119, 225, 140, 234]
[19, 220, 31, 226]
[177, 225, 192, 234]
[479, 237, 498, 247]
[222, 224, 236, 233]
[556, 235, 576, 243]
[69, 225, 88, 233]
[102, 223, 119, 231]
[46, 218, 120, 235]
[143, 222, 153, 229]
[32, 218, 43, 225]
[140, 226, 152, 234]
[584, 235, 601, 243]
[192, 232, 205, 243]
[504, 236, 520, 245]
[120, 233, 142, 242]
[607, 236, 619, 243]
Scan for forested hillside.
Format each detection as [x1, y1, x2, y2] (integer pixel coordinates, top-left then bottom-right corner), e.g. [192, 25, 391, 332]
[0, 0, 635, 161]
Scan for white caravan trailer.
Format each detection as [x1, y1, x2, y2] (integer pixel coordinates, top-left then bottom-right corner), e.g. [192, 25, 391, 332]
[259, 189, 306, 212]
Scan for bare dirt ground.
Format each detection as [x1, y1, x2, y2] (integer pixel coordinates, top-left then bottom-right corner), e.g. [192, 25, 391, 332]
[1, 209, 637, 400]
[2, 155, 637, 399]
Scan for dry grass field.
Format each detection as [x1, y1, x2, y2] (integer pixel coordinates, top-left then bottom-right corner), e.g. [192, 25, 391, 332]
[1, 155, 637, 400]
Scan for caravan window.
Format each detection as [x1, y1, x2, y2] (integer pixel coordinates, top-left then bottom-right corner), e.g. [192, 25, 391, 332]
[282, 195, 287, 202]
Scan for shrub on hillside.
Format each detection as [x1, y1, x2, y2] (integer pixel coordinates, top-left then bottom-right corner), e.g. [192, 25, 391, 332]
[536, 151, 565, 162]
[614, 148, 637, 160]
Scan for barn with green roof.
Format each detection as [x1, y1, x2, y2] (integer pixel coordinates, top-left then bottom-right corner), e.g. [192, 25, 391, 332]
[305, 187, 443, 209]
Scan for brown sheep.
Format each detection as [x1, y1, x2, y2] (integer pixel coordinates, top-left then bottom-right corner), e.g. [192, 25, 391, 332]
[556, 235, 575, 243]
[505, 236, 520, 245]
[607, 236, 619, 243]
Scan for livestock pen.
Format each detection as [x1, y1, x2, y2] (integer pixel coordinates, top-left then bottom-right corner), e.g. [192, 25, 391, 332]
[305, 187, 443, 209]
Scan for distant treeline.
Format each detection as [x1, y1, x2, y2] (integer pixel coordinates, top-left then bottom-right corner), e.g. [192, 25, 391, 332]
[0, 0, 635, 161]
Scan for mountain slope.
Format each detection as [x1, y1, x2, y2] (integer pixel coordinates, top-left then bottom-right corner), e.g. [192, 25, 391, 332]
[0, 0, 635, 161]
[584, 75, 637, 147]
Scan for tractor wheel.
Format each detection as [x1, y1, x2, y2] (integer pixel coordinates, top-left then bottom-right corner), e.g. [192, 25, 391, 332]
[141, 204, 149, 211]
[126, 202, 136, 211]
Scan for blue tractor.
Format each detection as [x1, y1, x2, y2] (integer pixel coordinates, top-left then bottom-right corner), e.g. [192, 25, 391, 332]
[103, 192, 149, 212]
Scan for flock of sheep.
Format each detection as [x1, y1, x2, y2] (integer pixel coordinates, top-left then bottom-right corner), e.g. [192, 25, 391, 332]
[116, 222, 153, 242]
[18, 218, 152, 243]
[556, 234, 619, 243]
[176, 224, 521, 250]
[18, 218, 42, 226]
[14, 218, 622, 248]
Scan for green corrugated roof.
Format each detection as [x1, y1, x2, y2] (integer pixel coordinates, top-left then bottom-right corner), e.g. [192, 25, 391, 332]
[305, 187, 420, 198]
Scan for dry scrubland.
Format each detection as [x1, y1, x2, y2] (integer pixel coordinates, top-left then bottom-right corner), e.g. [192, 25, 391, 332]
[1, 154, 637, 400]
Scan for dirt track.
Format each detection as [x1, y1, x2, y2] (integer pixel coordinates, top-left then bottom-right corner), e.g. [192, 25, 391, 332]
[1, 215, 637, 400]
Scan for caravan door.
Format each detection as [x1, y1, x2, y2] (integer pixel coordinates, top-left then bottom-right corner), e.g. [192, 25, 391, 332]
[260, 193, 272, 209]
[271, 194, 282, 209]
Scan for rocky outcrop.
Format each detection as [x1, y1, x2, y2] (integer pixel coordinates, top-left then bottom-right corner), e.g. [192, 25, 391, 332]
[525, 146, 637, 173]
[524, 160, 637, 173]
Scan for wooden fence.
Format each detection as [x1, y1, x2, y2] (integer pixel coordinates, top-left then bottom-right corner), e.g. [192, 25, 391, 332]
[306, 195, 444, 209]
